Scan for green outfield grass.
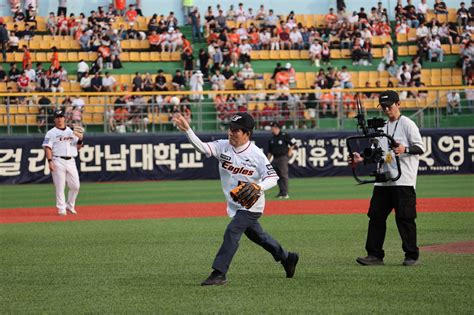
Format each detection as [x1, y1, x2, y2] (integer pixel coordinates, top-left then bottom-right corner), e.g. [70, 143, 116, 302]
[1, 175, 473, 313]
[0, 175, 473, 209]
[1, 213, 473, 313]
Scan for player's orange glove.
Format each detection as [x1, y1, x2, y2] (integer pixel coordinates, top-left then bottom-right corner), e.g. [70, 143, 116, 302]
[230, 182, 262, 209]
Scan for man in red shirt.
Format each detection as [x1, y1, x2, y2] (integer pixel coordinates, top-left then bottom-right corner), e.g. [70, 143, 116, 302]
[125, 4, 137, 25]
[17, 70, 31, 92]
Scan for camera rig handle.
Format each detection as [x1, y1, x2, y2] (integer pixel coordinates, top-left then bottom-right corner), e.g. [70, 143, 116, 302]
[347, 133, 402, 184]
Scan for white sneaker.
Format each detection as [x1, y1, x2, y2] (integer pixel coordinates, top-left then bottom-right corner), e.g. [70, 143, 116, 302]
[58, 211, 67, 216]
[279, 194, 290, 199]
[67, 208, 77, 215]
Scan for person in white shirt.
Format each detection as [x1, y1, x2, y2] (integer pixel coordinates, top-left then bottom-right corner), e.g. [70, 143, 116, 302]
[416, 23, 429, 40]
[239, 39, 252, 64]
[102, 71, 117, 92]
[42, 110, 83, 216]
[446, 90, 461, 114]
[465, 78, 474, 113]
[289, 28, 303, 50]
[350, 90, 425, 267]
[417, 0, 429, 15]
[172, 111, 299, 286]
[428, 36, 444, 62]
[76, 59, 89, 81]
[309, 40, 322, 67]
[240, 62, 255, 79]
[72, 95, 85, 110]
[210, 68, 226, 90]
[79, 73, 92, 91]
[337, 66, 353, 88]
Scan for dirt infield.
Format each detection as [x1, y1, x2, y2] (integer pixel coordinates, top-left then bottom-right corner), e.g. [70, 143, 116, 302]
[421, 241, 474, 254]
[0, 197, 472, 224]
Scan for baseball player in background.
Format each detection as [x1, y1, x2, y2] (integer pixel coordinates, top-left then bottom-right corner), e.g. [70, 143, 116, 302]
[42, 110, 84, 216]
[173, 112, 299, 286]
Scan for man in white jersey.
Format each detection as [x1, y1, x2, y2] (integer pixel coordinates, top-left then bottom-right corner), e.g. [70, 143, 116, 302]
[173, 112, 299, 286]
[350, 90, 425, 266]
[42, 110, 83, 216]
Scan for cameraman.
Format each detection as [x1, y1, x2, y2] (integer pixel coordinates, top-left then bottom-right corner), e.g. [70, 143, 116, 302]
[350, 90, 425, 266]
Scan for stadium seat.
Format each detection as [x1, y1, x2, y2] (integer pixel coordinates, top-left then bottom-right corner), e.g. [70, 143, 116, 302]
[279, 50, 290, 59]
[441, 44, 451, 54]
[270, 50, 279, 60]
[130, 52, 140, 61]
[290, 50, 300, 59]
[259, 50, 269, 59]
[170, 52, 181, 61]
[398, 46, 408, 56]
[300, 50, 309, 59]
[149, 52, 160, 61]
[161, 52, 171, 61]
[140, 52, 150, 61]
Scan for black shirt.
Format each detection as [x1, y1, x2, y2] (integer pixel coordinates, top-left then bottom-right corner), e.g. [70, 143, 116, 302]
[268, 132, 295, 157]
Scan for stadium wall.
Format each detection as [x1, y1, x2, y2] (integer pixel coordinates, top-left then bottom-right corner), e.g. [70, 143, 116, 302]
[0, 128, 472, 184]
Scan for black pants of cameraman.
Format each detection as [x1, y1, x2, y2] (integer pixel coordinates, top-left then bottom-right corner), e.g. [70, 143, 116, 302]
[365, 186, 419, 260]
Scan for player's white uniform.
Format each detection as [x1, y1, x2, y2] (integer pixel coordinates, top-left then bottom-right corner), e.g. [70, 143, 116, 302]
[42, 127, 81, 215]
[185, 129, 279, 217]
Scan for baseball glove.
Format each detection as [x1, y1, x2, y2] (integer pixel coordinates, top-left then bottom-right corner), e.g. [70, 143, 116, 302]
[230, 182, 262, 209]
[73, 125, 84, 139]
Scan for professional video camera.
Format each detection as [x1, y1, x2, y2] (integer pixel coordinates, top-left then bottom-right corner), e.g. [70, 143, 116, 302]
[346, 95, 401, 184]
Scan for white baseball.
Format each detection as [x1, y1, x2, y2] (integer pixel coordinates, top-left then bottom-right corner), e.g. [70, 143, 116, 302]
[170, 96, 180, 105]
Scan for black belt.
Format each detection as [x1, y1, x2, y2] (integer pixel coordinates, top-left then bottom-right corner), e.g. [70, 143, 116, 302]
[55, 156, 72, 160]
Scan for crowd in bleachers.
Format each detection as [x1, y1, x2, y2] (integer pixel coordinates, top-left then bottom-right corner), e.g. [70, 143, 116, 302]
[1, 1, 474, 132]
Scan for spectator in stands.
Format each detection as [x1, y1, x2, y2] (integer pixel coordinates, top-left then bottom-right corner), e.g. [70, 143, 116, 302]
[215, 10, 227, 31]
[222, 63, 235, 80]
[428, 36, 444, 62]
[465, 78, 474, 112]
[447, 91, 461, 114]
[50, 71, 64, 93]
[79, 30, 92, 51]
[289, 27, 304, 50]
[155, 69, 168, 91]
[46, 12, 58, 35]
[22, 24, 35, 40]
[398, 65, 411, 86]
[439, 22, 453, 44]
[361, 37, 373, 65]
[76, 59, 89, 82]
[264, 9, 277, 29]
[198, 48, 210, 78]
[148, 30, 161, 51]
[0, 23, 8, 62]
[80, 72, 92, 91]
[125, 4, 138, 25]
[57, 12, 68, 35]
[172, 69, 186, 91]
[8, 30, 19, 52]
[270, 28, 280, 50]
[309, 40, 322, 67]
[50, 46, 60, 70]
[91, 72, 103, 92]
[0, 65, 6, 82]
[190, 70, 204, 101]
[239, 39, 252, 64]
[279, 25, 291, 50]
[17, 70, 31, 92]
[36, 71, 51, 91]
[141, 72, 154, 92]
[21, 45, 32, 70]
[320, 90, 336, 116]
[337, 66, 353, 88]
[434, 0, 448, 14]
[319, 42, 330, 65]
[241, 62, 255, 79]
[387, 60, 399, 78]
[132, 72, 143, 91]
[379, 42, 394, 70]
[234, 70, 246, 90]
[8, 62, 21, 82]
[190, 7, 202, 42]
[102, 71, 116, 92]
[182, 48, 194, 81]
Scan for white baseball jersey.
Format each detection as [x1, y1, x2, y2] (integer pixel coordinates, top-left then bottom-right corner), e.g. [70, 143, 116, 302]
[185, 130, 279, 217]
[42, 127, 80, 157]
[375, 115, 425, 188]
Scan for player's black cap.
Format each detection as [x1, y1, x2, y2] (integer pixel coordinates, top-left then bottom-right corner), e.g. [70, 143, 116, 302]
[270, 121, 280, 128]
[54, 110, 65, 118]
[379, 90, 399, 107]
[229, 112, 255, 131]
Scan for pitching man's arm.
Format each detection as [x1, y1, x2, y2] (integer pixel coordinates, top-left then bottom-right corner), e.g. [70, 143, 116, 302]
[172, 113, 213, 157]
